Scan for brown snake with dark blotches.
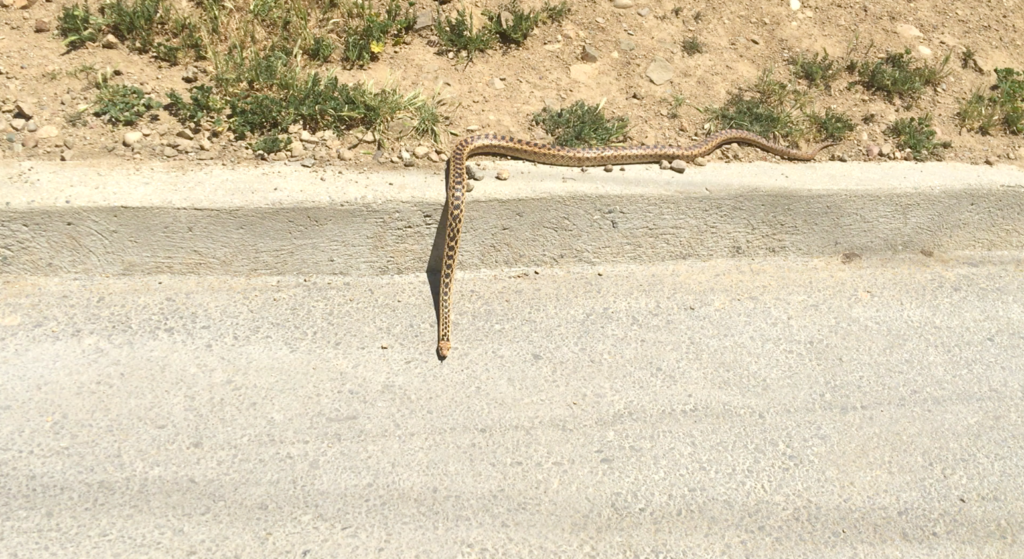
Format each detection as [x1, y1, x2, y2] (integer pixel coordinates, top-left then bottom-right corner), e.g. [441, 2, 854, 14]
[436, 129, 836, 358]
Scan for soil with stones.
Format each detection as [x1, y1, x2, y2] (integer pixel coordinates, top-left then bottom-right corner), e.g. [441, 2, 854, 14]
[2, 0, 1023, 171]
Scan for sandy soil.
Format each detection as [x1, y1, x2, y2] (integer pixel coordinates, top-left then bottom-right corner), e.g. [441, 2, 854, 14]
[1, 0, 1023, 169]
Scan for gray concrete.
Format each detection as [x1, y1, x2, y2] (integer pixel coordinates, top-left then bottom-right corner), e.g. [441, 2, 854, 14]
[3, 160, 1024, 275]
[2, 253, 1022, 557]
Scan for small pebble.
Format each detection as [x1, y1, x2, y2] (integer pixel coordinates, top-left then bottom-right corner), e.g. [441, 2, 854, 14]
[692, 157, 708, 166]
[866, 145, 880, 158]
[466, 163, 485, 180]
[604, 164, 614, 172]
[669, 160, 687, 173]
[496, 169, 510, 180]
[659, 160, 671, 170]
[60, 149, 73, 161]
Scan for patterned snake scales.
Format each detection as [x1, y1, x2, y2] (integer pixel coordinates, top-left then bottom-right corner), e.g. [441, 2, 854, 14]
[437, 129, 836, 358]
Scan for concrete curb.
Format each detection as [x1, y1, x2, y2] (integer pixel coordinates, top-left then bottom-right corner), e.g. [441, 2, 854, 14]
[2, 160, 1023, 275]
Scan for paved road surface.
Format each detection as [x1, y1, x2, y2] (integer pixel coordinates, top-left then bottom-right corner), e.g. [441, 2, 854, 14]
[2, 253, 1023, 557]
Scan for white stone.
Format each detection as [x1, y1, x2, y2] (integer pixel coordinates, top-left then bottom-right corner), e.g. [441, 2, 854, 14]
[123, 131, 143, 147]
[789, 0, 800, 10]
[612, 0, 633, 8]
[645, 57, 674, 85]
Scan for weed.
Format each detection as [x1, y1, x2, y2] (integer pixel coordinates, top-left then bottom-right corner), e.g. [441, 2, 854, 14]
[532, 100, 629, 147]
[681, 36, 703, 56]
[250, 135, 292, 154]
[958, 67, 1024, 135]
[341, 0, 415, 67]
[668, 94, 686, 118]
[166, 85, 225, 127]
[854, 48, 950, 102]
[960, 46, 983, 73]
[486, 0, 569, 46]
[64, 108, 90, 128]
[102, 0, 166, 54]
[671, 6, 684, 17]
[57, 3, 103, 50]
[435, 6, 497, 61]
[704, 70, 807, 142]
[884, 115, 950, 160]
[807, 108, 855, 142]
[92, 84, 163, 126]
[790, 49, 842, 88]
[306, 35, 336, 63]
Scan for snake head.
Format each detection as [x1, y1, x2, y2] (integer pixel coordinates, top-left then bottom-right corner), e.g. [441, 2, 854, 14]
[437, 341, 451, 359]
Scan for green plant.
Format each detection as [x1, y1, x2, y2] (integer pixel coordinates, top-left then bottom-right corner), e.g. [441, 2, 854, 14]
[306, 35, 336, 63]
[250, 135, 292, 154]
[435, 6, 497, 61]
[102, 0, 167, 54]
[957, 67, 1024, 135]
[485, 0, 568, 46]
[960, 46, 983, 73]
[884, 115, 950, 160]
[57, 3, 104, 50]
[791, 49, 842, 88]
[854, 48, 950, 102]
[807, 107, 855, 142]
[703, 70, 808, 142]
[166, 85, 225, 127]
[668, 94, 686, 118]
[92, 84, 163, 126]
[681, 36, 703, 56]
[341, 0, 415, 67]
[531, 100, 629, 147]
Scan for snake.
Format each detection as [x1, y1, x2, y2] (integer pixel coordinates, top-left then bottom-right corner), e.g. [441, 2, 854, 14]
[436, 129, 836, 358]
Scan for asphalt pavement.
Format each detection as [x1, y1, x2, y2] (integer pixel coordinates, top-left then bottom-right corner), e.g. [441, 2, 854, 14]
[2, 253, 1022, 557]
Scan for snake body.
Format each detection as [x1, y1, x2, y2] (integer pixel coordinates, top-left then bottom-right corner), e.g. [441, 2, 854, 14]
[437, 129, 835, 358]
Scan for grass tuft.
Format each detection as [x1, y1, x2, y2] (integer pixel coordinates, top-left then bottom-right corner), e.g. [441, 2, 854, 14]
[57, 3, 103, 49]
[435, 7, 497, 61]
[807, 108, 855, 142]
[93, 84, 163, 126]
[790, 49, 843, 88]
[884, 114, 950, 160]
[681, 36, 703, 56]
[957, 67, 1024, 135]
[853, 48, 950, 102]
[703, 70, 808, 142]
[532, 100, 629, 147]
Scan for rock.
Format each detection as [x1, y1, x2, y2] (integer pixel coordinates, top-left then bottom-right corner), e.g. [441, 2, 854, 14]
[659, 160, 670, 169]
[22, 135, 38, 149]
[612, 0, 633, 8]
[604, 164, 614, 172]
[25, 120, 38, 133]
[337, 148, 354, 161]
[427, 152, 440, 163]
[840, 252, 861, 264]
[692, 157, 708, 166]
[496, 169, 510, 180]
[789, 0, 800, 10]
[880, 143, 893, 156]
[176, 129, 194, 140]
[466, 163, 485, 180]
[748, 36, 761, 45]
[60, 149, 72, 161]
[488, 77, 505, 89]
[645, 57, 674, 85]
[361, 131, 376, 143]
[4, 133, 16, 143]
[123, 131, 143, 146]
[182, 66, 200, 83]
[669, 160, 687, 173]
[163, 147, 178, 157]
[10, 118, 26, 131]
[581, 44, 600, 63]
[36, 125, 58, 138]
[61, 94, 72, 106]
[63, 137, 74, 149]
[290, 142, 305, 157]
[34, 19, 50, 32]
[101, 34, 120, 49]
[917, 45, 932, 57]
[300, 158, 316, 168]
[14, 100, 34, 119]
[413, 145, 431, 159]
[896, 24, 923, 39]
[196, 151, 216, 161]
[619, 39, 637, 53]
[300, 130, 316, 143]
[413, 9, 434, 31]
[198, 138, 212, 151]
[466, 125, 482, 132]
[14, 0, 38, 8]
[390, 155, 401, 164]
[637, 7, 650, 17]
[985, 156, 997, 166]
[866, 144, 881, 158]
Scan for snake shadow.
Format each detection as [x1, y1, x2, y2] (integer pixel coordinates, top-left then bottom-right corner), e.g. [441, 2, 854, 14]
[425, 171, 452, 359]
